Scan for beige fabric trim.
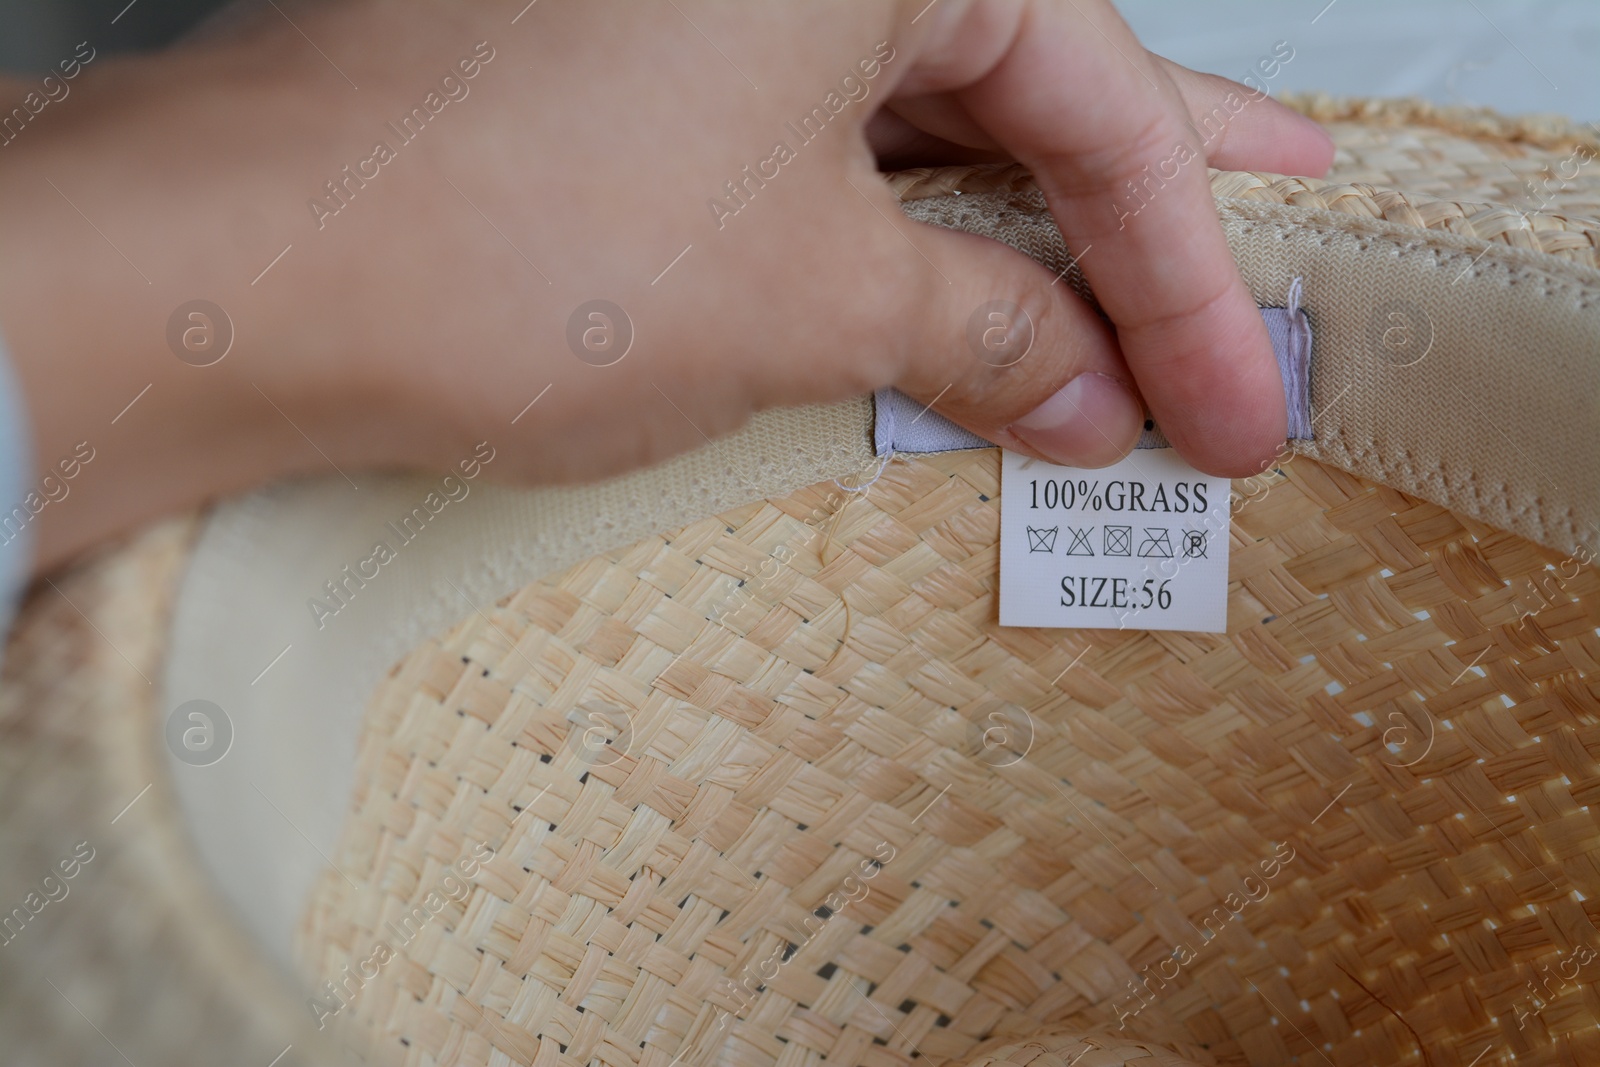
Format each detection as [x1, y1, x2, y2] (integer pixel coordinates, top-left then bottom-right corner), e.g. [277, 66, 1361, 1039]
[901, 191, 1600, 560]
[380, 398, 880, 658]
[1223, 197, 1599, 560]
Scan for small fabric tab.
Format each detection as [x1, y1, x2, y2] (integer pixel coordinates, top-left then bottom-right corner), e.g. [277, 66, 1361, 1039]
[875, 280, 1314, 455]
[1268, 276, 1314, 440]
[871, 389, 989, 456]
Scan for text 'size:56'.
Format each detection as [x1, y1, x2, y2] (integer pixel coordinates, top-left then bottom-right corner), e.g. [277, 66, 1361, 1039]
[1060, 576, 1172, 610]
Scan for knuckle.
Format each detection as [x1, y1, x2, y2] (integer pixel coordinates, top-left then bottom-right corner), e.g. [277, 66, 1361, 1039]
[1036, 111, 1194, 203]
[1126, 275, 1237, 339]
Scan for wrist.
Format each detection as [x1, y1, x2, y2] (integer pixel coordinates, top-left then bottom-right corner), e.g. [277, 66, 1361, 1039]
[0, 46, 371, 571]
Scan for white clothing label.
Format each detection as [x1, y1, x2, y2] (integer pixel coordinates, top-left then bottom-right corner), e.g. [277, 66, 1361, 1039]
[999, 448, 1231, 632]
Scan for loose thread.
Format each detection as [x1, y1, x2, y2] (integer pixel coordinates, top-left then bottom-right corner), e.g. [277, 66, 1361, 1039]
[821, 494, 851, 567]
[833, 449, 894, 494]
[1335, 963, 1432, 1067]
[816, 596, 855, 677]
[823, 451, 894, 565]
[1284, 275, 1313, 440]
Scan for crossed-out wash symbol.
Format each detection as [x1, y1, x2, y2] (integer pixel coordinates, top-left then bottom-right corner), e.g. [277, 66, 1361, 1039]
[1104, 525, 1132, 556]
[1026, 525, 1096, 555]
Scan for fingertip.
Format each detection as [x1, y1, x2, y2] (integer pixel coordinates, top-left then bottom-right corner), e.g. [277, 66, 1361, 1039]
[889, 223, 1143, 465]
[1162, 358, 1288, 479]
[1134, 289, 1289, 479]
[1181, 424, 1288, 480]
[1227, 94, 1338, 178]
[1287, 108, 1337, 178]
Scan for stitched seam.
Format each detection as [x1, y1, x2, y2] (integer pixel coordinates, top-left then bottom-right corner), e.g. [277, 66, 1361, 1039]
[1216, 202, 1596, 550]
[1218, 198, 1600, 299]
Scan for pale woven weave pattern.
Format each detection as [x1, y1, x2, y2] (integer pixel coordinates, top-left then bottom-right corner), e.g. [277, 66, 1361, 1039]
[299, 449, 1600, 1067]
[290, 101, 1600, 1067]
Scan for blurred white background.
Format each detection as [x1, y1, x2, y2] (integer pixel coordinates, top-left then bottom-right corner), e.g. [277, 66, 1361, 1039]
[1120, 0, 1598, 120]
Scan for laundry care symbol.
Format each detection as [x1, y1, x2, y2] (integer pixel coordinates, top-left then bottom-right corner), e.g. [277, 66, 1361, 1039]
[1064, 526, 1095, 556]
[1103, 525, 1132, 556]
[1026, 526, 1058, 553]
[1181, 529, 1208, 558]
[1137, 528, 1174, 558]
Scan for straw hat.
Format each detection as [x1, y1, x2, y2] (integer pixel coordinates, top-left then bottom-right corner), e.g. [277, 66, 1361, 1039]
[3, 96, 1597, 1067]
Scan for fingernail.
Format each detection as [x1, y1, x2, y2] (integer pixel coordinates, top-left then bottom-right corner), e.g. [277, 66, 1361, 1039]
[1009, 373, 1142, 468]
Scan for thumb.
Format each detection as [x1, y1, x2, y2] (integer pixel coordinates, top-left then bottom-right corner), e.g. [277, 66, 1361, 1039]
[888, 217, 1145, 469]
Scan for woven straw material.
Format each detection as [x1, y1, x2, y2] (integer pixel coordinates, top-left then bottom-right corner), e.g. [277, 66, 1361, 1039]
[961, 1031, 1208, 1067]
[889, 96, 1600, 268]
[298, 449, 1600, 1067]
[0, 519, 335, 1066]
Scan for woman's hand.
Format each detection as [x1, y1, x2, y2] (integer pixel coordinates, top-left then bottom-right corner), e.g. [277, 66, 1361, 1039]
[0, 0, 1333, 572]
